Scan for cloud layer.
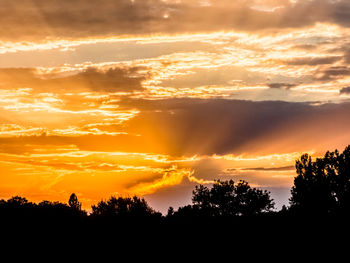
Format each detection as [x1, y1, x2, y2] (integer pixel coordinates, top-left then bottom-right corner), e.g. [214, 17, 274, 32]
[2, 0, 350, 41]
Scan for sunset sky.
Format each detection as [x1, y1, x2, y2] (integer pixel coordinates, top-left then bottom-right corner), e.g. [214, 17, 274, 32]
[1, 0, 350, 212]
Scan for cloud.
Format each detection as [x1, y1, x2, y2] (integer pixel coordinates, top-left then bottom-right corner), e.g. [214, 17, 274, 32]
[117, 98, 350, 156]
[284, 56, 342, 66]
[1, 0, 350, 41]
[229, 166, 295, 172]
[320, 67, 350, 81]
[0, 67, 145, 93]
[0, 66, 145, 118]
[2, 98, 349, 157]
[268, 83, 296, 89]
[340, 86, 350, 94]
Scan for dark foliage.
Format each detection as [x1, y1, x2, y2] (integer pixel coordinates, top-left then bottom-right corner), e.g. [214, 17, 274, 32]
[290, 146, 350, 216]
[91, 196, 162, 220]
[69, 193, 82, 211]
[0, 194, 87, 234]
[171, 180, 274, 218]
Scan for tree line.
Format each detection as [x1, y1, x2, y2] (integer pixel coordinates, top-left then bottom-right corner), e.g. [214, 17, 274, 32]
[2, 145, 350, 226]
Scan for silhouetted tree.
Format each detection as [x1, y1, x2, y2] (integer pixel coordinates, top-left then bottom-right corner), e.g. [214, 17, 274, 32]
[290, 146, 350, 215]
[172, 204, 202, 218]
[167, 206, 174, 217]
[68, 193, 82, 211]
[190, 180, 274, 217]
[37, 200, 71, 218]
[0, 196, 35, 219]
[7, 196, 29, 206]
[91, 196, 160, 219]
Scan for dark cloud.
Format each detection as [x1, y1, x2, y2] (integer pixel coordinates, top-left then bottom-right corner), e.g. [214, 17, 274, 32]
[0, 67, 145, 93]
[118, 98, 350, 156]
[291, 44, 318, 51]
[0, 0, 173, 40]
[62, 67, 145, 93]
[340, 86, 350, 94]
[315, 66, 350, 81]
[330, 1, 350, 27]
[228, 166, 295, 172]
[284, 56, 342, 66]
[268, 83, 296, 89]
[343, 47, 350, 64]
[1, 0, 350, 41]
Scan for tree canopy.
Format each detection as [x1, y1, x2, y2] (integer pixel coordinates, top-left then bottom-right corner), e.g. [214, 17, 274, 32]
[91, 196, 160, 219]
[69, 193, 82, 211]
[290, 146, 350, 215]
[178, 180, 275, 217]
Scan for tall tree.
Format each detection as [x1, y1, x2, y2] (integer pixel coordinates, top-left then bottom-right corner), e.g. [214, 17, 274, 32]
[68, 193, 82, 211]
[290, 146, 350, 215]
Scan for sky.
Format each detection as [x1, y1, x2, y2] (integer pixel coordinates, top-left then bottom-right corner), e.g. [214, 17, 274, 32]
[1, 0, 350, 213]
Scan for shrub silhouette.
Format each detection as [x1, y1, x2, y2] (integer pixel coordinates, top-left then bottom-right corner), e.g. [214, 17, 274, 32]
[290, 146, 350, 215]
[91, 196, 160, 219]
[175, 180, 274, 217]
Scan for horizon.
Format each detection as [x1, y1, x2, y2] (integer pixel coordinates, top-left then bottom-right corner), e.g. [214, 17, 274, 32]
[1, 0, 350, 213]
